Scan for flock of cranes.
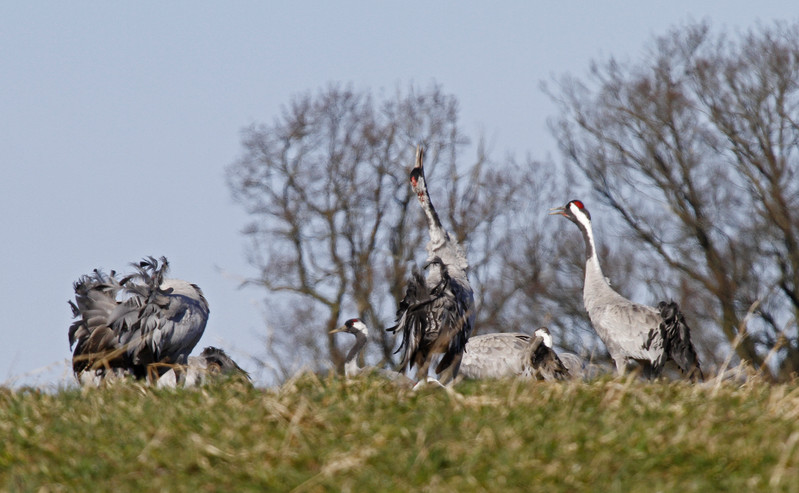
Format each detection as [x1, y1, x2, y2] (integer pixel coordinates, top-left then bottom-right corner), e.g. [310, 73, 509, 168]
[67, 146, 703, 387]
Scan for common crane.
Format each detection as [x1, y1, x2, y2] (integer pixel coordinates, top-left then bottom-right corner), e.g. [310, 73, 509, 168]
[68, 256, 209, 383]
[157, 346, 250, 388]
[388, 146, 475, 386]
[330, 318, 414, 387]
[459, 327, 573, 380]
[550, 200, 703, 380]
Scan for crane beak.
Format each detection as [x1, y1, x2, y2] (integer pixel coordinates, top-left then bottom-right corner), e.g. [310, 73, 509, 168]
[414, 144, 424, 169]
[548, 206, 567, 216]
[329, 325, 345, 335]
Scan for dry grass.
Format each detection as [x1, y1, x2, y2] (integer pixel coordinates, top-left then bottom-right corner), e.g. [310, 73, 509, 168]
[2, 372, 798, 492]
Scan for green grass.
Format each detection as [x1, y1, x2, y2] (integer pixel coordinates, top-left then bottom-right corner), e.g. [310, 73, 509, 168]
[2, 373, 799, 492]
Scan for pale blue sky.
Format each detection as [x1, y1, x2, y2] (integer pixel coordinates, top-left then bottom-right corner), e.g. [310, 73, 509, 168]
[1, 2, 795, 387]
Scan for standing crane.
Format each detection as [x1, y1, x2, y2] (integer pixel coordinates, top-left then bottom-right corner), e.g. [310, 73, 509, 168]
[388, 145, 475, 386]
[330, 318, 414, 387]
[550, 200, 703, 380]
[68, 256, 209, 383]
[330, 318, 370, 378]
[459, 327, 573, 380]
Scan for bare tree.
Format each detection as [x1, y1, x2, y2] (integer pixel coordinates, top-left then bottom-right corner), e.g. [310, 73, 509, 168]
[227, 83, 551, 379]
[547, 21, 799, 378]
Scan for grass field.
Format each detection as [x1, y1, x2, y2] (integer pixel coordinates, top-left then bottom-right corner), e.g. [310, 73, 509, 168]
[2, 372, 799, 492]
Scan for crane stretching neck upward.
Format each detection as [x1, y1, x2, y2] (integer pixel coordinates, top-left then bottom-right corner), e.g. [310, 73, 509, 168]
[387, 145, 475, 385]
[409, 146, 468, 274]
[410, 146, 447, 252]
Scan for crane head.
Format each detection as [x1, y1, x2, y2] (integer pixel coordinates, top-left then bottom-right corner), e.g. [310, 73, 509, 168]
[549, 199, 591, 225]
[330, 318, 369, 337]
[534, 327, 553, 348]
[199, 346, 250, 378]
[409, 144, 427, 194]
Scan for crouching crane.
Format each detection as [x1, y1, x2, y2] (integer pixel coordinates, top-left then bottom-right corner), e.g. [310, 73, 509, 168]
[388, 145, 475, 386]
[459, 327, 573, 381]
[550, 200, 703, 381]
[68, 256, 209, 383]
[157, 346, 250, 388]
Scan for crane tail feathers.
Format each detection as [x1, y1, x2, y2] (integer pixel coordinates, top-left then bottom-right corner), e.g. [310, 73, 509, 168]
[647, 301, 704, 381]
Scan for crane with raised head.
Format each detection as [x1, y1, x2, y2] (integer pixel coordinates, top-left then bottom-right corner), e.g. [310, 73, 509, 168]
[387, 145, 475, 386]
[68, 256, 209, 383]
[550, 200, 703, 380]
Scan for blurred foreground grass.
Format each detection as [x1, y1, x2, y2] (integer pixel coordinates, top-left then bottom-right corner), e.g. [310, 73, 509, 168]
[2, 373, 799, 492]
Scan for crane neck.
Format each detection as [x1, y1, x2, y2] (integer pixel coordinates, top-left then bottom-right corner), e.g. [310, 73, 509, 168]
[417, 187, 447, 245]
[577, 217, 606, 283]
[344, 331, 367, 377]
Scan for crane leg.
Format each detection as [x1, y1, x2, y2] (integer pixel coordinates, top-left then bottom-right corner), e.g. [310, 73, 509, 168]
[614, 358, 628, 376]
[436, 353, 463, 385]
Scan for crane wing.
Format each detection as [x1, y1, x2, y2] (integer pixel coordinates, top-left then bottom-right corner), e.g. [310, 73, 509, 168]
[69, 270, 130, 374]
[388, 262, 474, 375]
[111, 281, 209, 368]
[459, 333, 531, 379]
[590, 300, 662, 363]
[646, 301, 703, 380]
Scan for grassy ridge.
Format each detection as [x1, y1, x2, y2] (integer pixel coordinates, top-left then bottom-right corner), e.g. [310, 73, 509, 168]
[2, 374, 799, 492]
